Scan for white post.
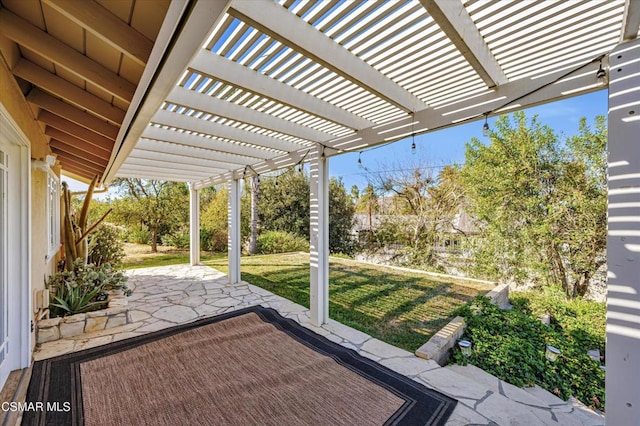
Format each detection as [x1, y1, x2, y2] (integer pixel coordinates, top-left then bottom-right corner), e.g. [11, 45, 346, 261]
[228, 178, 241, 285]
[606, 38, 640, 424]
[309, 145, 329, 326]
[189, 184, 200, 266]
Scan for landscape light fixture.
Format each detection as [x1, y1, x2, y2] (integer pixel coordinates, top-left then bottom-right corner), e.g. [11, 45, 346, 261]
[458, 340, 472, 357]
[482, 114, 490, 137]
[596, 62, 606, 82]
[545, 345, 561, 362]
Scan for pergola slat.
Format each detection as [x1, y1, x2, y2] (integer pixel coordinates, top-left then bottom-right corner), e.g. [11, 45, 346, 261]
[229, 0, 425, 113]
[142, 125, 274, 162]
[166, 86, 333, 142]
[190, 49, 372, 131]
[152, 109, 306, 154]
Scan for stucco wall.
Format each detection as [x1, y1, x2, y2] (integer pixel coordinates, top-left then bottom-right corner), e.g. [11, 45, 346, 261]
[1, 55, 56, 352]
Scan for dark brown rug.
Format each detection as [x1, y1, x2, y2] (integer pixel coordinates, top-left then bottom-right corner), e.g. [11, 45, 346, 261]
[24, 306, 456, 425]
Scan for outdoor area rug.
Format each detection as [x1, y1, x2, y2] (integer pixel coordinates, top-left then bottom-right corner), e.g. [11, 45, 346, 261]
[24, 305, 456, 426]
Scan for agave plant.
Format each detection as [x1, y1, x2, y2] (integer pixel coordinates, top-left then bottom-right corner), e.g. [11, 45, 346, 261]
[49, 280, 107, 316]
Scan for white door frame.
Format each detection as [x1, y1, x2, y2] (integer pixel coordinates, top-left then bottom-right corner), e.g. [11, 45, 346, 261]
[0, 104, 32, 387]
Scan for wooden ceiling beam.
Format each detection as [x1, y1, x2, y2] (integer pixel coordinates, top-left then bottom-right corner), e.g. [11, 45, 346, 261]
[42, 0, 153, 66]
[54, 152, 105, 174]
[49, 139, 110, 166]
[38, 110, 114, 152]
[13, 59, 125, 125]
[44, 126, 113, 154]
[27, 89, 119, 139]
[59, 167, 95, 183]
[0, 8, 135, 102]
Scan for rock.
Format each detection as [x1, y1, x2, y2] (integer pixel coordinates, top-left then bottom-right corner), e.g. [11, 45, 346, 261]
[587, 349, 600, 362]
[85, 316, 108, 333]
[539, 313, 551, 326]
[37, 326, 60, 344]
[60, 321, 85, 338]
[37, 317, 61, 328]
[106, 314, 127, 329]
[63, 313, 86, 323]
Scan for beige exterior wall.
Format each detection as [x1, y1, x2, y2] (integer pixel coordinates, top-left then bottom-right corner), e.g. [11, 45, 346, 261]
[1, 55, 57, 353]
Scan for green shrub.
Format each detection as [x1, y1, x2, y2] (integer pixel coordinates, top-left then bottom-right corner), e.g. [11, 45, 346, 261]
[452, 292, 605, 411]
[161, 228, 190, 249]
[46, 259, 129, 318]
[88, 223, 125, 267]
[201, 228, 227, 252]
[256, 231, 309, 254]
[126, 223, 151, 245]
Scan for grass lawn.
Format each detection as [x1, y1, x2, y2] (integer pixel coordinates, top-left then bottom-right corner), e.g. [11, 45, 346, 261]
[206, 252, 494, 352]
[121, 243, 223, 269]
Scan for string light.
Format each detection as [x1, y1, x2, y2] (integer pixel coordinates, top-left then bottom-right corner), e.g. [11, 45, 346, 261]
[596, 61, 606, 82]
[357, 152, 363, 168]
[411, 138, 416, 155]
[482, 113, 490, 137]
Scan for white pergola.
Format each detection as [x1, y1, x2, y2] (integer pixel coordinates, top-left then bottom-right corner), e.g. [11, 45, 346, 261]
[97, 1, 639, 422]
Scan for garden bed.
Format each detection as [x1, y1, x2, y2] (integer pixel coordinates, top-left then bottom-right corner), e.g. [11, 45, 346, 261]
[36, 292, 130, 344]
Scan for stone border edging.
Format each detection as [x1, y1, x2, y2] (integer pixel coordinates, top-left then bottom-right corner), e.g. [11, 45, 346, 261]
[415, 283, 509, 365]
[36, 291, 130, 344]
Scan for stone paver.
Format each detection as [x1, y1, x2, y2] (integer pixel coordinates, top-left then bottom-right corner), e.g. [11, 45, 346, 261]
[33, 264, 604, 425]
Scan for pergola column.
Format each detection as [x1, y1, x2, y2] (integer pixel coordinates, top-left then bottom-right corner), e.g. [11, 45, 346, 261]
[189, 183, 200, 265]
[606, 37, 640, 423]
[228, 178, 241, 285]
[309, 145, 329, 326]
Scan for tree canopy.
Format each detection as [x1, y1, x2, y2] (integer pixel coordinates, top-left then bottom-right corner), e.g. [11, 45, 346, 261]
[462, 112, 606, 297]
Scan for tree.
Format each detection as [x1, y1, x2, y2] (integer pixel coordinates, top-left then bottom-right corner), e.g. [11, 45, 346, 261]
[200, 186, 229, 252]
[111, 179, 189, 252]
[356, 183, 379, 248]
[368, 161, 464, 268]
[329, 178, 357, 254]
[257, 169, 356, 254]
[461, 112, 606, 297]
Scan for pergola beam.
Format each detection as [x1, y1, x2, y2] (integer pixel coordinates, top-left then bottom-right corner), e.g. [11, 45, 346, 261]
[14, 60, 125, 125]
[152, 109, 306, 154]
[130, 148, 237, 171]
[191, 49, 372, 131]
[0, 9, 135, 102]
[229, 0, 426, 113]
[136, 138, 245, 169]
[167, 86, 334, 142]
[193, 59, 603, 189]
[621, 0, 640, 41]
[42, 0, 153, 66]
[142, 126, 269, 163]
[420, 0, 508, 88]
[27, 89, 119, 140]
[124, 157, 226, 175]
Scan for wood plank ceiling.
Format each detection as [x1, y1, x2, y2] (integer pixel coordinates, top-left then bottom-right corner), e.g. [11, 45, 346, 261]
[0, 0, 170, 183]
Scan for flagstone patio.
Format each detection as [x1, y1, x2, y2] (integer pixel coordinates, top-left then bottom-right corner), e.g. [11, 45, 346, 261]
[34, 264, 605, 426]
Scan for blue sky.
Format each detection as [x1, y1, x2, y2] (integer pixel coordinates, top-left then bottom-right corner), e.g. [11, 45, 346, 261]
[329, 90, 608, 190]
[64, 90, 608, 194]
